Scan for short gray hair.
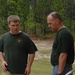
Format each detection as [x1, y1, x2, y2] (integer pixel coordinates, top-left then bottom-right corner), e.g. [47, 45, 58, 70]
[49, 12, 62, 21]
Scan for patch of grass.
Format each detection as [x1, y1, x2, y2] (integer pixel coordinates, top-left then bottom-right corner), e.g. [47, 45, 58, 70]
[30, 59, 52, 75]
[39, 50, 50, 54]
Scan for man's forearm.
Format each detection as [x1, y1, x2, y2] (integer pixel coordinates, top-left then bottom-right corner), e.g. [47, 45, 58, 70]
[0, 52, 5, 62]
[27, 53, 35, 68]
[58, 53, 67, 74]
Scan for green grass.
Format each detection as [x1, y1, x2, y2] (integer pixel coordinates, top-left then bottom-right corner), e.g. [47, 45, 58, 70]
[0, 59, 75, 75]
[39, 50, 50, 54]
[30, 58, 52, 75]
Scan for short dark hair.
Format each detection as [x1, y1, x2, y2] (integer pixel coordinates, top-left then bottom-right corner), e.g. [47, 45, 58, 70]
[50, 12, 62, 21]
[7, 15, 20, 24]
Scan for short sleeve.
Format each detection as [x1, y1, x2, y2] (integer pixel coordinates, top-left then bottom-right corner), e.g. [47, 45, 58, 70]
[27, 37, 37, 54]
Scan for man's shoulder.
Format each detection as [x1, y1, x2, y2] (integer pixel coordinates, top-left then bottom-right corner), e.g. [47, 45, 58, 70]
[21, 32, 30, 37]
[58, 28, 73, 39]
[59, 28, 70, 35]
[20, 32, 32, 41]
[1, 32, 9, 37]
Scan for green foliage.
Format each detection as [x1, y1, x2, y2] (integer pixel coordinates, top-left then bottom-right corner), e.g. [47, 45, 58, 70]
[34, 0, 52, 24]
[33, 0, 53, 35]
[26, 8, 35, 29]
[0, 0, 32, 34]
[0, 18, 8, 34]
[0, 0, 75, 37]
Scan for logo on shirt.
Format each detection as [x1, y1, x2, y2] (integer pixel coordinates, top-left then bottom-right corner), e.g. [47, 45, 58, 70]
[17, 38, 22, 43]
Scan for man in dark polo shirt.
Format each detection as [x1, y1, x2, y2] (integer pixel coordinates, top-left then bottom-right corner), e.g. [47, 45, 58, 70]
[0, 15, 37, 75]
[47, 12, 74, 75]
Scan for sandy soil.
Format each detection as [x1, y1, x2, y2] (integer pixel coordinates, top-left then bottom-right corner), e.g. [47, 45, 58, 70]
[32, 39, 53, 60]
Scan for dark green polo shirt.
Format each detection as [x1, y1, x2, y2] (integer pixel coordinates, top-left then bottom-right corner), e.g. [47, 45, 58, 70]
[0, 32, 37, 74]
[51, 28, 74, 66]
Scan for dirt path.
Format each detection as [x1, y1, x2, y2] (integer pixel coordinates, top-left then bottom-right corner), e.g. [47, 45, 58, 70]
[33, 39, 53, 51]
[32, 39, 53, 60]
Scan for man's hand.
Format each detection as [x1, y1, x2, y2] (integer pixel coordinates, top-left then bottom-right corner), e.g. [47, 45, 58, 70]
[2, 60, 8, 72]
[25, 66, 31, 75]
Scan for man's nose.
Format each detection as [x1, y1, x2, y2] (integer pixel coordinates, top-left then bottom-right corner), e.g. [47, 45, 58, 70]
[48, 25, 51, 28]
[14, 26, 17, 28]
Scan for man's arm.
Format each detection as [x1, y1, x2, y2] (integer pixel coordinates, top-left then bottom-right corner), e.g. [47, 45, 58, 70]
[0, 52, 5, 62]
[58, 53, 67, 74]
[0, 52, 8, 72]
[25, 53, 35, 75]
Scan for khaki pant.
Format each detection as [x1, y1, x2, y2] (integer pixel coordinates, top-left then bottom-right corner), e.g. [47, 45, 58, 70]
[2, 71, 25, 75]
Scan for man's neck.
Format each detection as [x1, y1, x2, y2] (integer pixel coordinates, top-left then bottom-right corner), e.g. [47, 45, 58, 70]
[10, 30, 21, 34]
[58, 24, 66, 31]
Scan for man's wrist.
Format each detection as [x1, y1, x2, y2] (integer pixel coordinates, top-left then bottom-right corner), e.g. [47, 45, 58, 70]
[58, 73, 62, 75]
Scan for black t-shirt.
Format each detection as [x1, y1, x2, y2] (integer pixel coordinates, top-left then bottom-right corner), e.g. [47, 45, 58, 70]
[51, 28, 74, 66]
[0, 32, 37, 74]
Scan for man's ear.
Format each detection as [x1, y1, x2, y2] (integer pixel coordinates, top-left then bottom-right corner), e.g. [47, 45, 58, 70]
[56, 19, 60, 25]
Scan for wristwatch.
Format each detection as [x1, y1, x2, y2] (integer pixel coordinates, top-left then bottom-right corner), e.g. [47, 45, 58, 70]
[58, 73, 62, 75]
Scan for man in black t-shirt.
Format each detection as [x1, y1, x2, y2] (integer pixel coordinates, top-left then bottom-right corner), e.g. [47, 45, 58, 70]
[47, 12, 74, 75]
[0, 15, 37, 75]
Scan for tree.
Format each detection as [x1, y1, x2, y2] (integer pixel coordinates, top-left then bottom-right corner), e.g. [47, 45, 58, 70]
[26, 7, 36, 35]
[0, 0, 8, 34]
[63, 0, 74, 30]
[33, 0, 53, 35]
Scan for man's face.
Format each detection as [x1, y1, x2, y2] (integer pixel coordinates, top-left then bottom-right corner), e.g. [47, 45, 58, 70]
[47, 15, 58, 32]
[8, 21, 20, 34]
